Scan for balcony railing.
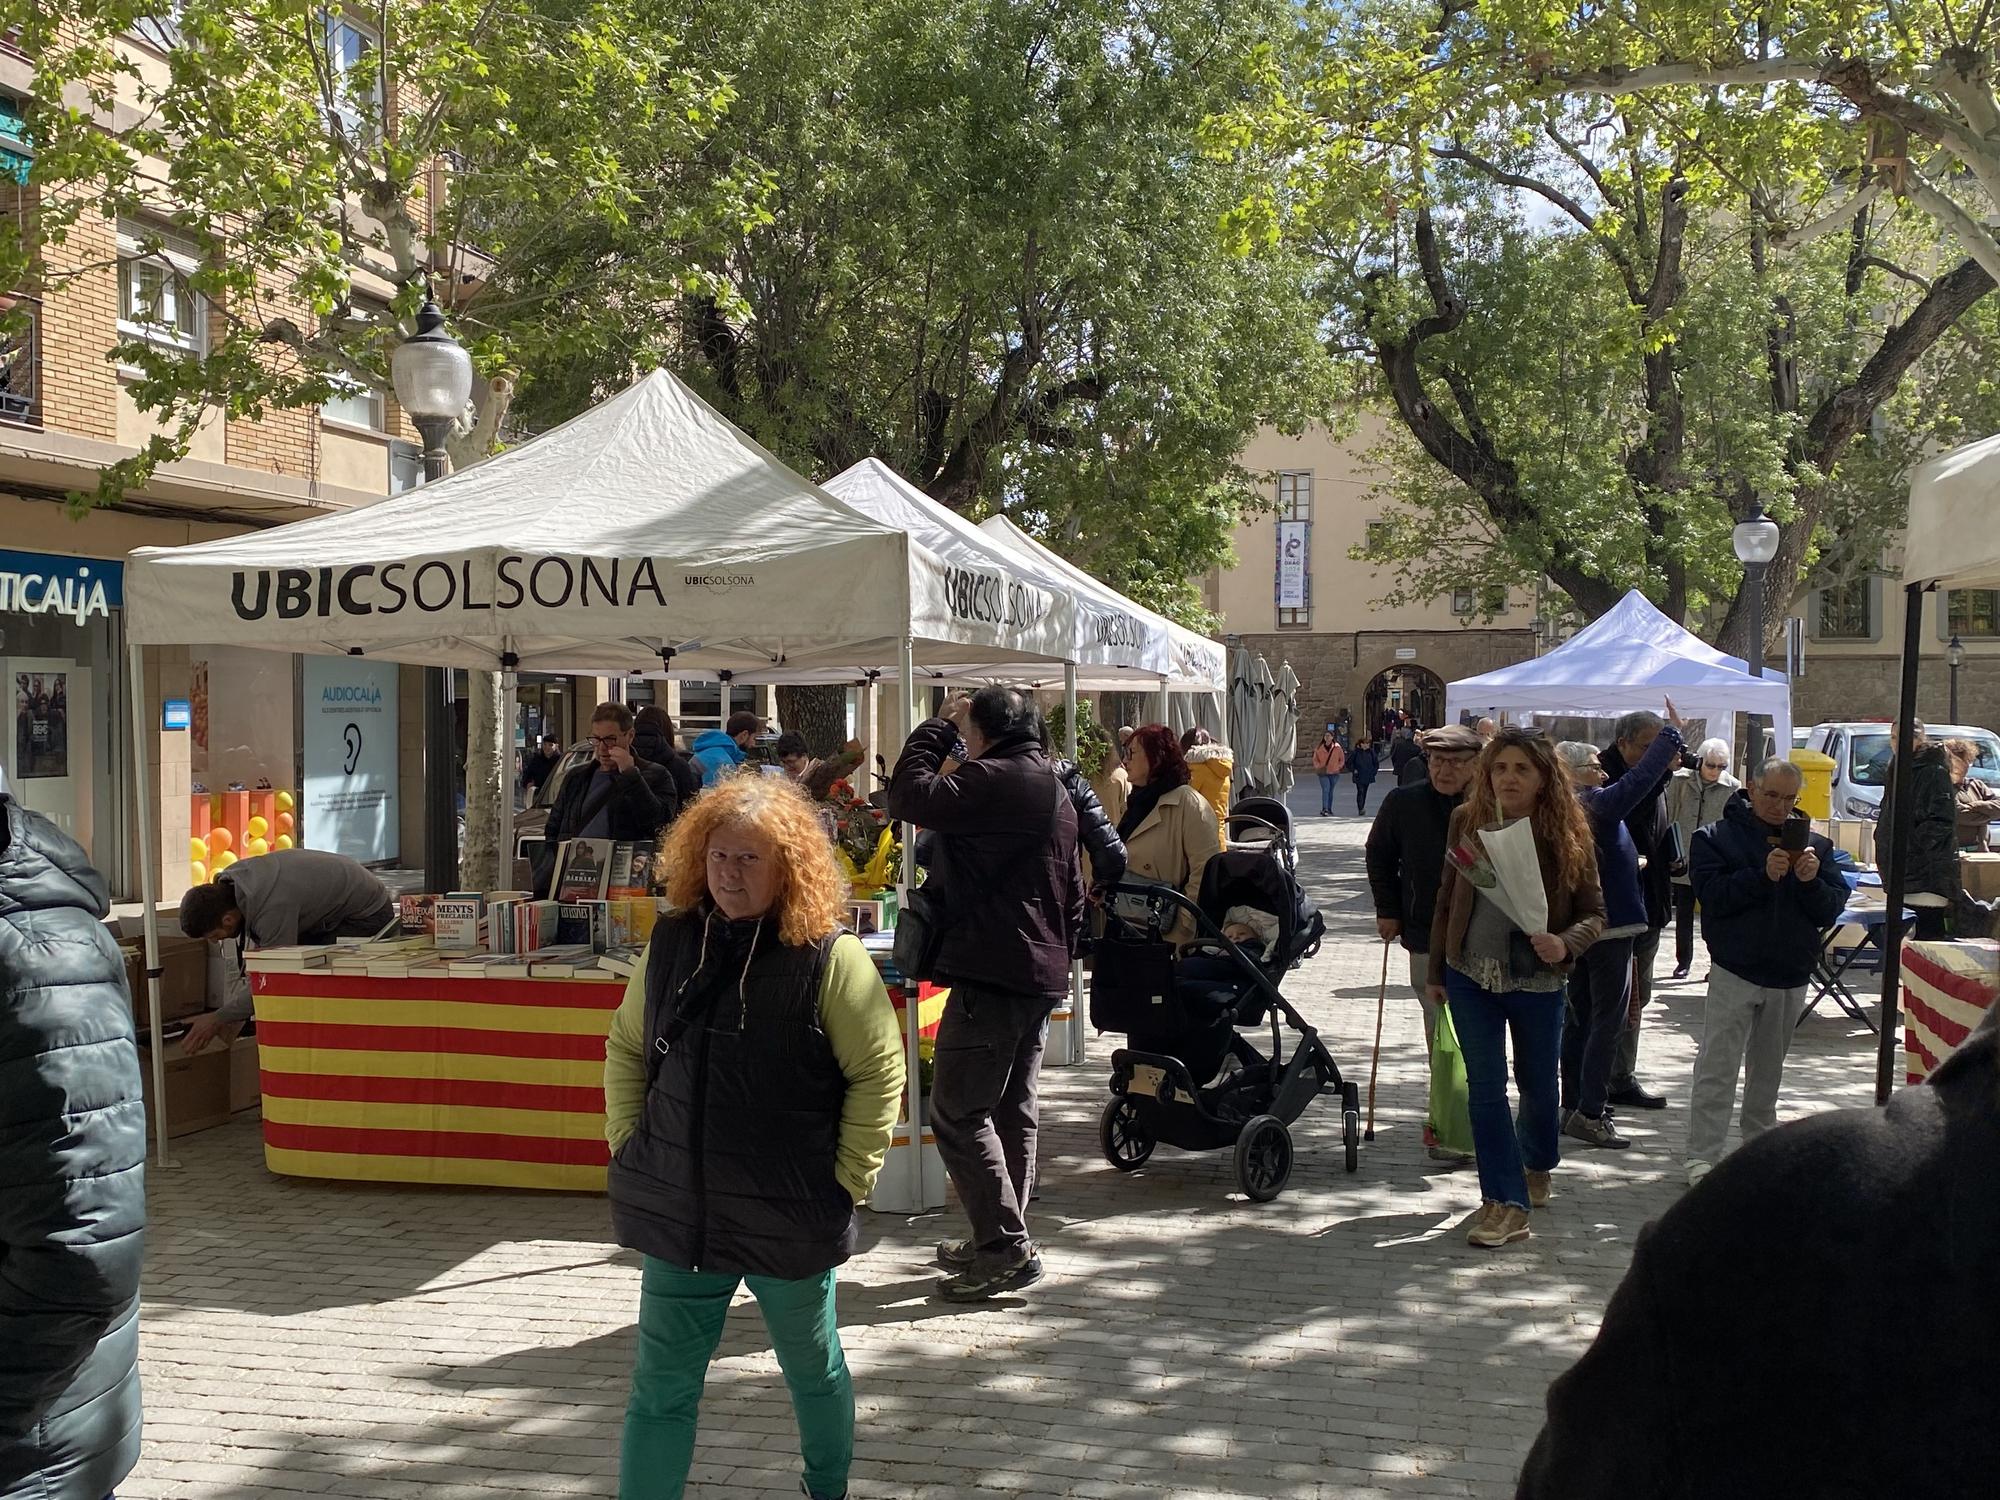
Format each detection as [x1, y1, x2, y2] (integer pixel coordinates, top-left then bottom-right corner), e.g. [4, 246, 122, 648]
[0, 292, 38, 429]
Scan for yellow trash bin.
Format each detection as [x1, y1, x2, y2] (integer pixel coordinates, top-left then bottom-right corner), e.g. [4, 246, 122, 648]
[1790, 747, 1836, 821]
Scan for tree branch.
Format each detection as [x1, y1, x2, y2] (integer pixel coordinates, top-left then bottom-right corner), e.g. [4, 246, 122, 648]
[1769, 180, 1886, 250]
[1903, 174, 2000, 286]
[1432, 143, 1641, 296]
[1548, 57, 1824, 97]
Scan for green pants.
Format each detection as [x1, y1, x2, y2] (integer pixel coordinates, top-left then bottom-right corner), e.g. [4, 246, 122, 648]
[619, 1257, 852, 1500]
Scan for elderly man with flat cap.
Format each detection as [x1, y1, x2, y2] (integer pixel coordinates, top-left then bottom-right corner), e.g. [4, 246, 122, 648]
[1365, 723, 1483, 1163]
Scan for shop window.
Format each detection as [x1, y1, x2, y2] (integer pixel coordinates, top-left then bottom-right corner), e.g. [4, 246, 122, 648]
[1946, 589, 2000, 639]
[677, 681, 759, 737]
[117, 220, 204, 354]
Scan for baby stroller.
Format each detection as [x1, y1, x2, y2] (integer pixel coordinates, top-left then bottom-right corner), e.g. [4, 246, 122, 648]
[1091, 834, 1357, 1200]
[1225, 795, 1298, 872]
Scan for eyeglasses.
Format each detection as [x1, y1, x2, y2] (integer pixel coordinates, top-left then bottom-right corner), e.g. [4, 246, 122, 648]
[1702, 761, 1729, 770]
[590, 733, 623, 748]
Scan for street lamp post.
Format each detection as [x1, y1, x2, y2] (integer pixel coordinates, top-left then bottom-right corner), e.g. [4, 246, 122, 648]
[391, 295, 475, 892]
[1948, 633, 1964, 724]
[1732, 503, 1782, 679]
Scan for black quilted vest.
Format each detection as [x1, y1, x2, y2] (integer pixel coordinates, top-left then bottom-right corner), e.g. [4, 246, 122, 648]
[606, 907, 856, 1279]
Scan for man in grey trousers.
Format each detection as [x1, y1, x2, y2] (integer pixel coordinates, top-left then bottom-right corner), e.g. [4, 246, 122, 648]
[889, 687, 1084, 1303]
[1682, 759, 1850, 1187]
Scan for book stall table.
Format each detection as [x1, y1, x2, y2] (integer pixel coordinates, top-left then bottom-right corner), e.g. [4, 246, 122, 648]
[1900, 938, 2000, 1085]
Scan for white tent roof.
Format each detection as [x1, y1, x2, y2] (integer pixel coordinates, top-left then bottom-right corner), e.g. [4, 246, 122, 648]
[977, 515, 1228, 691]
[1445, 589, 1792, 748]
[124, 369, 1068, 677]
[1906, 432, 2000, 589]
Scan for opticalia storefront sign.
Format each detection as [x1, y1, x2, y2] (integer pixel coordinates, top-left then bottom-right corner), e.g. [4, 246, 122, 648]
[0, 550, 125, 624]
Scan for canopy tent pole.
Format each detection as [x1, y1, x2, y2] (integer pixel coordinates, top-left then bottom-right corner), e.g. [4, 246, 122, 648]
[860, 671, 880, 797]
[894, 634, 924, 1206]
[1877, 584, 1928, 1105]
[126, 641, 171, 1168]
[1064, 662, 1084, 1067]
[498, 646, 519, 889]
[1156, 677, 1169, 726]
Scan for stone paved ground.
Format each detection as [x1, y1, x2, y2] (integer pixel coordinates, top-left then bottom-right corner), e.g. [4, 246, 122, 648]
[125, 789, 1883, 1499]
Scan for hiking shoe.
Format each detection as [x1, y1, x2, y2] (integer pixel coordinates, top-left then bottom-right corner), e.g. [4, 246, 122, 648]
[935, 1239, 976, 1272]
[1526, 1170, 1553, 1208]
[1469, 1204, 1532, 1248]
[1563, 1112, 1630, 1150]
[1426, 1145, 1475, 1167]
[1685, 1160, 1713, 1189]
[1465, 1201, 1503, 1242]
[936, 1253, 1044, 1303]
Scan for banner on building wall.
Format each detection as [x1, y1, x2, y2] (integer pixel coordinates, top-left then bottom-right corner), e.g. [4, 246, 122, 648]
[1276, 521, 1309, 609]
[302, 657, 399, 864]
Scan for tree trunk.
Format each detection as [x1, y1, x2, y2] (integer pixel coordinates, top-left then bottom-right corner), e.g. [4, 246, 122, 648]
[776, 684, 850, 756]
[462, 670, 508, 890]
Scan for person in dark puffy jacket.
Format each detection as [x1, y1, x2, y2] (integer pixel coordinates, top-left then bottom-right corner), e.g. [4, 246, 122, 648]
[1045, 743, 1126, 892]
[633, 705, 702, 808]
[0, 794, 145, 1500]
[1877, 721, 1960, 939]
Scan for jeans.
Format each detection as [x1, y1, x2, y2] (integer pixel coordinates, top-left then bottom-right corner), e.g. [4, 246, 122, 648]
[620, 1257, 852, 1500]
[1683, 966, 1805, 1167]
[1317, 771, 1342, 814]
[1610, 926, 1663, 1089]
[1355, 780, 1375, 815]
[1445, 968, 1565, 1210]
[1672, 882, 1697, 970]
[929, 984, 1057, 1265]
[1560, 934, 1635, 1119]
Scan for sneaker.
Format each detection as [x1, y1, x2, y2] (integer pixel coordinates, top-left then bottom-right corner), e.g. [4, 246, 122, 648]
[1670, 964, 1691, 980]
[1685, 1160, 1713, 1189]
[1426, 1145, 1475, 1167]
[1607, 1082, 1668, 1110]
[1563, 1112, 1630, 1150]
[1526, 1170, 1553, 1208]
[1468, 1204, 1532, 1248]
[936, 1252, 1044, 1303]
[935, 1238, 976, 1272]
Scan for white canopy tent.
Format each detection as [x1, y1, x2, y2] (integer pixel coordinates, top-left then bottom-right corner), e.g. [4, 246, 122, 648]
[1445, 590, 1793, 752]
[1873, 435, 2000, 1101]
[119, 368, 1081, 1196]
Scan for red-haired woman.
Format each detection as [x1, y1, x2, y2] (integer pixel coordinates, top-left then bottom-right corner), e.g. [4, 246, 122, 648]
[1427, 728, 1604, 1249]
[1116, 723, 1219, 943]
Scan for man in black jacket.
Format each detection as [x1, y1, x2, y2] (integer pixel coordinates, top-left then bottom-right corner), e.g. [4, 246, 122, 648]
[1682, 761, 1850, 1185]
[534, 701, 678, 897]
[889, 686, 1083, 1302]
[1364, 724, 1479, 1162]
[0, 795, 145, 1500]
[1600, 711, 1679, 1110]
[1518, 1002, 1999, 1500]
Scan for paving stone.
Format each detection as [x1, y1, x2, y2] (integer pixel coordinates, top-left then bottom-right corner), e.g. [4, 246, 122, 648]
[128, 792, 1878, 1498]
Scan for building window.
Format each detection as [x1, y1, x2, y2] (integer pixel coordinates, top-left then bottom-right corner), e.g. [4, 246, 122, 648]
[131, 4, 184, 50]
[1275, 470, 1311, 628]
[116, 220, 204, 354]
[322, 374, 384, 431]
[1947, 589, 2000, 639]
[1364, 519, 1390, 554]
[1816, 576, 1873, 639]
[1451, 589, 1475, 616]
[322, 10, 383, 140]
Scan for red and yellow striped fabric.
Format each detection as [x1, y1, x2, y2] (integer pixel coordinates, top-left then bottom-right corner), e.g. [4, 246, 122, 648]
[1901, 940, 2000, 1086]
[252, 971, 624, 1192]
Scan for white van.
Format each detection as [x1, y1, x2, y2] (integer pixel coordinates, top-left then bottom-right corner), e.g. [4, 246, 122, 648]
[1804, 721, 2000, 821]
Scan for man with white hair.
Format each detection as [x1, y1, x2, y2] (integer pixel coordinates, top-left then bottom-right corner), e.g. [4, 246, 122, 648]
[1682, 757, 1850, 1187]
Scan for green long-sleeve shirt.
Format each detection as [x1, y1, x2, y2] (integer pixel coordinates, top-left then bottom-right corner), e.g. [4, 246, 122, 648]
[602, 931, 906, 1205]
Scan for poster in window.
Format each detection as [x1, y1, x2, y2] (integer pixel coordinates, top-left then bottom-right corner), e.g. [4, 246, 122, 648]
[302, 656, 400, 863]
[1276, 520, 1309, 610]
[190, 657, 210, 772]
[13, 672, 67, 779]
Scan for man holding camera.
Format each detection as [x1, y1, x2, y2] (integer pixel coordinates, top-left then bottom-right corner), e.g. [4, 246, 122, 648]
[1682, 757, 1850, 1187]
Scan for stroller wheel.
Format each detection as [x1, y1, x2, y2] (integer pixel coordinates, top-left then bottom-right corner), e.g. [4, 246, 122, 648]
[1234, 1114, 1293, 1202]
[1343, 1106, 1361, 1174]
[1100, 1096, 1154, 1172]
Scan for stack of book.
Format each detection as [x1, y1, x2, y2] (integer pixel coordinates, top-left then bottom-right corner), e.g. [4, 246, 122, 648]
[243, 944, 337, 973]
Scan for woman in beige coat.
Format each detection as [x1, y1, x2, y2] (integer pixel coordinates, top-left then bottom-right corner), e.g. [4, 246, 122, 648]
[1115, 724, 1219, 942]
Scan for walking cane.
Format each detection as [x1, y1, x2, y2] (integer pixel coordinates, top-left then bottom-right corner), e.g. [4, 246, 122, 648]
[1364, 939, 1389, 1140]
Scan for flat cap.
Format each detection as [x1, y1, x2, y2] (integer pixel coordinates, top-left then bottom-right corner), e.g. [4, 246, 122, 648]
[1420, 725, 1483, 753]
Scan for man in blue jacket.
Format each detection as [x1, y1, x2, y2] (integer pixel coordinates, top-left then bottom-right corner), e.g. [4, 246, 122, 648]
[689, 710, 763, 786]
[1683, 758, 1851, 1187]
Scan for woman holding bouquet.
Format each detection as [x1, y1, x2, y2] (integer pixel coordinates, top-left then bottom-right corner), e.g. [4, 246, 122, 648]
[1427, 729, 1604, 1249]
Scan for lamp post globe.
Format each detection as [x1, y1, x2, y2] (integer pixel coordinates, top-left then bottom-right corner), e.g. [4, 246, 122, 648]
[391, 296, 473, 480]
[1733, 504, 1781, 679]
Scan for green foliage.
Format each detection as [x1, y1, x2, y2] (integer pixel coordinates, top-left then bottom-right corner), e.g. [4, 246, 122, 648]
[6, 0, 755, 507]
[1046, 697, 1113, 780]
[500, 0, 1341, 627]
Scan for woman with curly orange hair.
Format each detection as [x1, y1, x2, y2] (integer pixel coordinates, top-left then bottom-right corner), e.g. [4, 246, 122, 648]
[1426, 728, 1604, 1250]
[603, 774, 904, 1500]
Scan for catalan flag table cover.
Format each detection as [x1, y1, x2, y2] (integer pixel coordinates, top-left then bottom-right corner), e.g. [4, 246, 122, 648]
[1901, 938, 2000, 1086]
[252, 970, 624, 1191]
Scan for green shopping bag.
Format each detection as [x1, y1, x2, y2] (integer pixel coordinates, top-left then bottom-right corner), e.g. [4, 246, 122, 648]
[1428, 1003, 1477, 1157]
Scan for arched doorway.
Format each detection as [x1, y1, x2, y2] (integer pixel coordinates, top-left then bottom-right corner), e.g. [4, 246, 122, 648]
[1363, 664, 1447, 740]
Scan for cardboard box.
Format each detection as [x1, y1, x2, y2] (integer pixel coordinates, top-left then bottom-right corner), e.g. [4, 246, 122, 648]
[118, 933, 211, 1023]
[136, 1032, 234, 1138]
[229, 1035, 262, 1114]
[1962, 852, 2000, 902]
